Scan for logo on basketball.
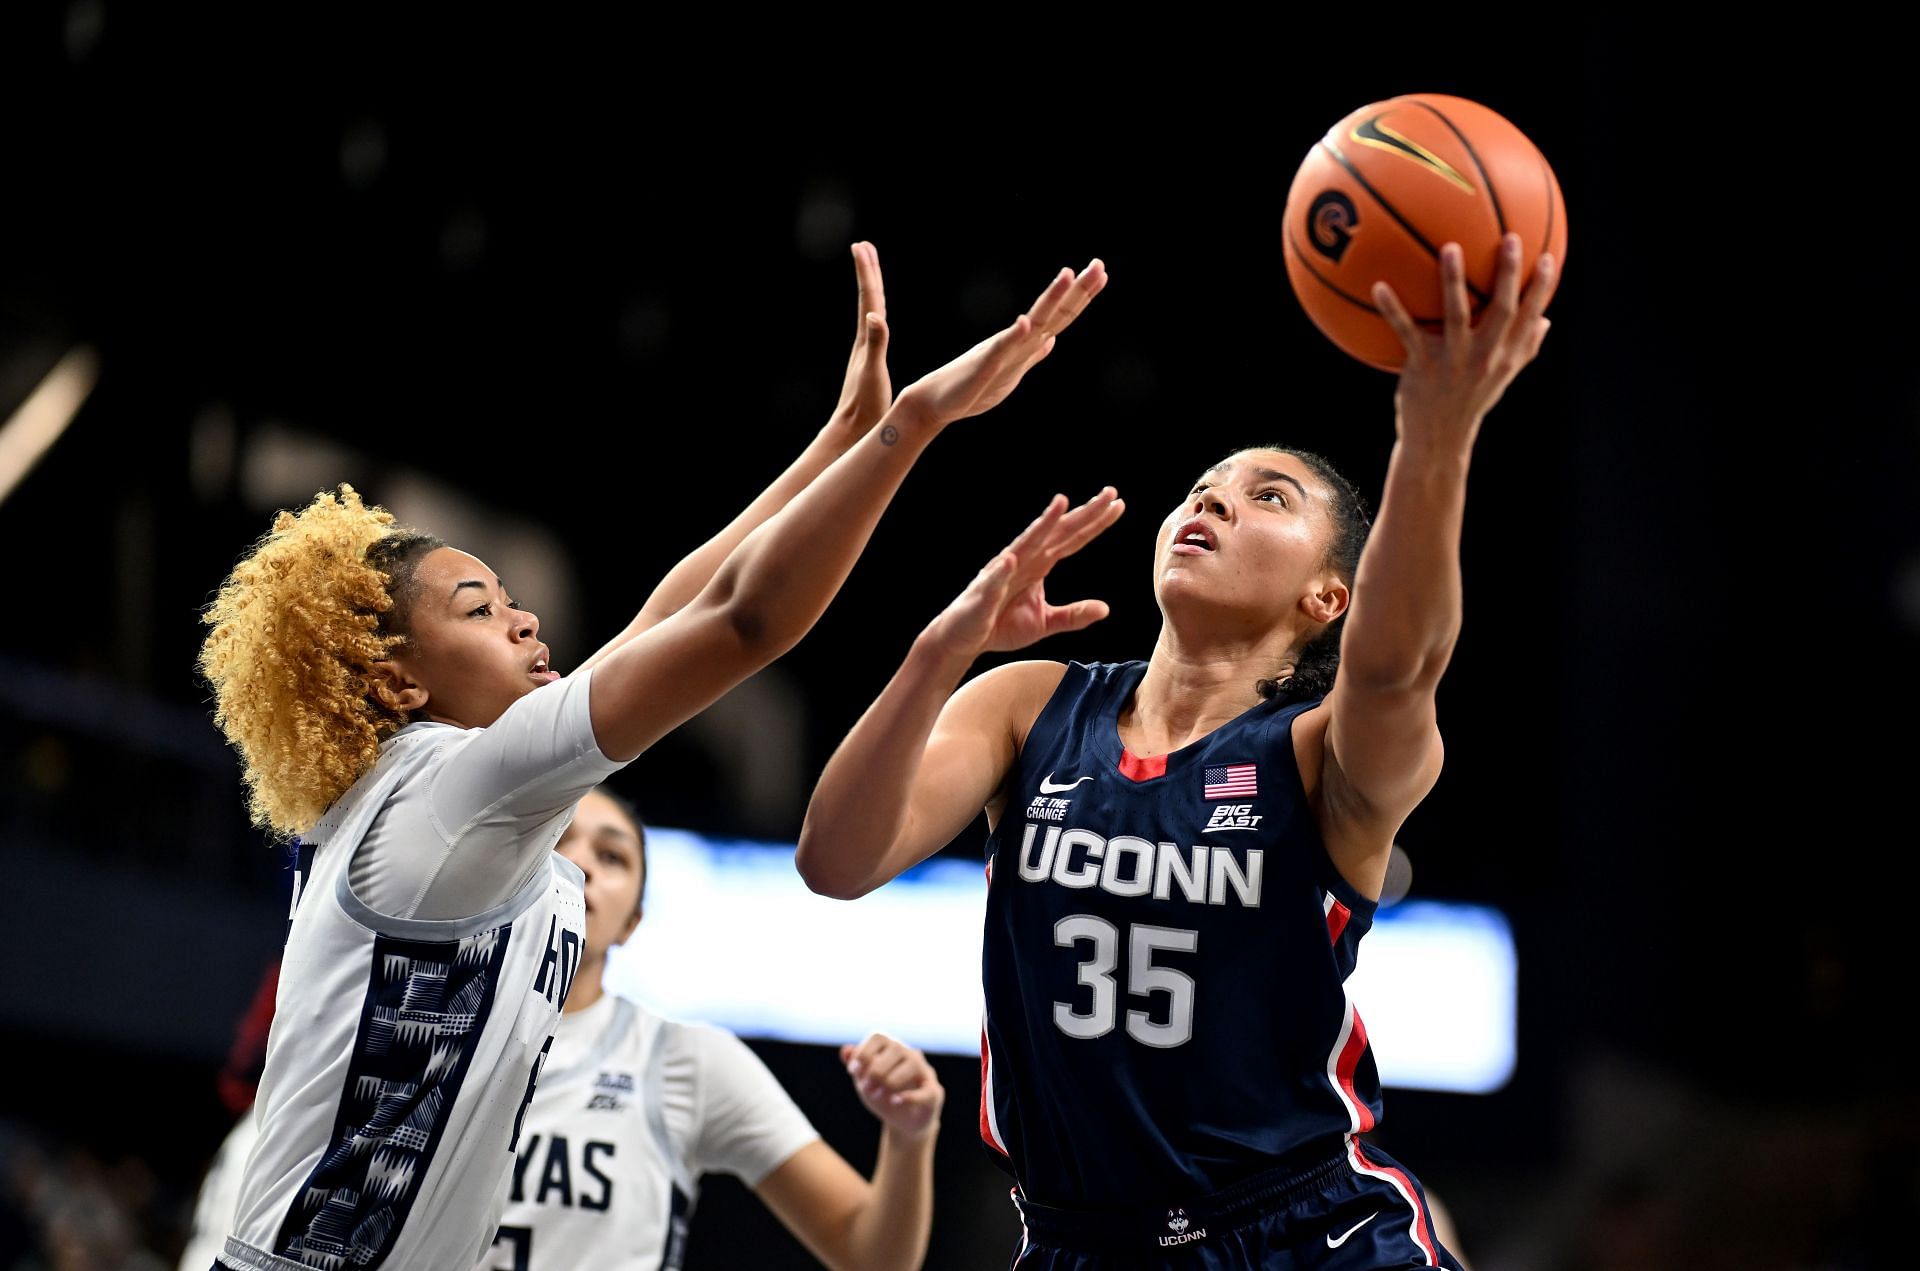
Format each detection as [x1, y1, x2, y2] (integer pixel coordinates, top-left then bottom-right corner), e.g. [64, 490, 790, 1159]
[1167, 1209, 1189, 1234]
[1307, 191, 1358, 263]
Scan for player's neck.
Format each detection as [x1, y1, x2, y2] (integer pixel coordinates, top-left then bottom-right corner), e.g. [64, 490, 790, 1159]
[1126, 631, 1292, 755]
[561, 962, 609, 1015]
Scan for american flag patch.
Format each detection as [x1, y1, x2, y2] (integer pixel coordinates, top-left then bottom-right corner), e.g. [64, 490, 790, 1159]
[1203, 764, 1258, 799]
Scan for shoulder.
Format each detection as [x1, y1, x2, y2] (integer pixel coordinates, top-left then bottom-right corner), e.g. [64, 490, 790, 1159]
[669, 1022, 806, 1132]
[936, 660, 1061, 747]
[376, 720, 472, 782]
[949, 659, 1116, 749]
[669, 1018, 760, 1073]
[960, 658, 1074, 701]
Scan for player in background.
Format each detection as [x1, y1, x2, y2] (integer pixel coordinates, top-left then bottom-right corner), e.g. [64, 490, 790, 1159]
[796, 237, 1554, 1267]
[197, 243, 1107, 1271]
[482, 788, 943, 1271]
[176, 960, 277, 1271]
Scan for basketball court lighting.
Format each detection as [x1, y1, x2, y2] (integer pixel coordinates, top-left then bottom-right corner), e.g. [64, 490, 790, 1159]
[0, 346, 99, 505]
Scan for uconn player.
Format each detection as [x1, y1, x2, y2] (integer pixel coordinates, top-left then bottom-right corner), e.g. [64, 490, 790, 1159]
[799, 237, 1556, 1267]
[480, 789, 944, 1271]
[197, 244, 1109, 1271]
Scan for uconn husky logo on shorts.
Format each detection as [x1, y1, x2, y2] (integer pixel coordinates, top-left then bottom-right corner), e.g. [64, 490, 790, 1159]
[978, 661, 1385, 1208]
[1161, 1207, 1204, 1246]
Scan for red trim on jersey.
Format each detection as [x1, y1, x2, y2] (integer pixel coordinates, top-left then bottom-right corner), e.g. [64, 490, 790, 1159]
[1351, 1139, 1441, 1264]
[1325, 898, 1352, 945]
[980, 1027, 1009, 1157]
[1116, 747, 1167, 782]
[1337, 1007, 1377, 1133]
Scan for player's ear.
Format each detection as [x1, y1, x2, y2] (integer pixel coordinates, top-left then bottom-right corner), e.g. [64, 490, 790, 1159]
[1300, 577, 1349, 627]
[370, 660, 429, 715]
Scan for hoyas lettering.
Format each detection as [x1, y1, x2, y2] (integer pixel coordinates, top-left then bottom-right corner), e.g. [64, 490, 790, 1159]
[1017, 824, 1262, 907]
[511, 1134, 615, 1211]
[533, 915, 582, 1006]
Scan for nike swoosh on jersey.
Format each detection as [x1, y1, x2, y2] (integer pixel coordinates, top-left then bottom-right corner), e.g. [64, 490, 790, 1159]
[1038, 773, 1094, 794]
[1326, 1212, 1379, 1249]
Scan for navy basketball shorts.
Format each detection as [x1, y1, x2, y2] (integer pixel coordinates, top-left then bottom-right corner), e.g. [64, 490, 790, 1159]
[1007, 1141, 1464, 1269]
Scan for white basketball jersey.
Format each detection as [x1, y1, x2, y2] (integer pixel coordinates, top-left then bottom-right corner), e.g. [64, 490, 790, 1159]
[476, 995, 818, 1271]
[221, 676, 619, 1271]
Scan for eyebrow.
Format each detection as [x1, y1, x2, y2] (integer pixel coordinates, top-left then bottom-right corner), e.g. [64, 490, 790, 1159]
[1195, 466, 1312, 501]
[1251, 468, 1311, 500]
[449, 577, 505, 600]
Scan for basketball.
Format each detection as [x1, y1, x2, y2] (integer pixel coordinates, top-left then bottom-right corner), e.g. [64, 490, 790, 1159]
[1282, 93, 1568, 371]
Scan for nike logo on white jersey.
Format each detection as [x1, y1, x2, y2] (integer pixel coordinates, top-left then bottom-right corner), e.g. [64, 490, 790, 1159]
[1326, 1212, 1378, 1249]
[1038, 773, 1093, 794]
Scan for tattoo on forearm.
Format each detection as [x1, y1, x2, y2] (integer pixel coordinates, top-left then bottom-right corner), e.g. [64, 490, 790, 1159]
[881, 425, 899, 446]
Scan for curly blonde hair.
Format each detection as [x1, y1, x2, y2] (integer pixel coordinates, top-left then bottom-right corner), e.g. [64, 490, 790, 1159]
[199, 486, 442, 837]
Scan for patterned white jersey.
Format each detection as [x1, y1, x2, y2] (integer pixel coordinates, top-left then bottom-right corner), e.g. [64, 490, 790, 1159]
[221, 672, 622, 1271]
[475, 994, 820, 1271]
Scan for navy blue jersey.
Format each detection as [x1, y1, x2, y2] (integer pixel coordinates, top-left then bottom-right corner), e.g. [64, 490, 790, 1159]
[980, 661, 1383, 1208]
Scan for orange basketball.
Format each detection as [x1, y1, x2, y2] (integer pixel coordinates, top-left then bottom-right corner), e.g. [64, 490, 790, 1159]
[1281, 93, 1568, 371]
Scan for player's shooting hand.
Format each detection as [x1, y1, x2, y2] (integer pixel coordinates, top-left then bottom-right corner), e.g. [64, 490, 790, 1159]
[925, 488, 1124, 660]
[889, 259, 1107, 430]
[825, 241, 892, 442]
[1374, 233, 1557, 452]
[841, 1033, 944, 1143]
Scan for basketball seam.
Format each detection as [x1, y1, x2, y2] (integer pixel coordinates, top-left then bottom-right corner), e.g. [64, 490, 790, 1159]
[1320, 139, 1493, 306]
[1406, 97, 1508, 240]
[1541, 160, 1556, 256]
[1286, 231, 1446, 326]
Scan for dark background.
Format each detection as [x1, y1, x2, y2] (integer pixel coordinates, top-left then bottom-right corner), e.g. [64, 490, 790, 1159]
[0, 11, 1912, 1270]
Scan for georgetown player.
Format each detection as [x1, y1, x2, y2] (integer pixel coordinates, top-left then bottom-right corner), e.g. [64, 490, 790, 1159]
[797, 237, 1555, 1266]
[197, 244, 1109, 1271]
[481, 789, 944, 1271]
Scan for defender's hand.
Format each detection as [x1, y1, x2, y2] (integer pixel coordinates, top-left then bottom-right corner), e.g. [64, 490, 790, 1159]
[892, 259, 1107, 428]
[841, 1033, 944, 1142]
[827, 241, 892, 439]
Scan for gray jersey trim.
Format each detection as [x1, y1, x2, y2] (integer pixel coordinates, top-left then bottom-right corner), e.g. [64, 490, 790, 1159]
[334, 839, 582, 942]
[641, 1014, 696, 1197]
[219, 1236, 317, 1271]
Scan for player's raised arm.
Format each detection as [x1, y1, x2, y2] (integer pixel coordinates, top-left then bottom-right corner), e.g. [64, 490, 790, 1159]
[754, 1034, 945, 1271]
[578, 242, 893, 672]
[1316, 235, 1557, 885]
[796, 489, 1125, 899]
[582, 261, 1108, 765]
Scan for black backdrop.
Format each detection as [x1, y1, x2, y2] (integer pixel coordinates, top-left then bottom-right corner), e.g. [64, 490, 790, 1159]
[1, 13, 1912, 1269]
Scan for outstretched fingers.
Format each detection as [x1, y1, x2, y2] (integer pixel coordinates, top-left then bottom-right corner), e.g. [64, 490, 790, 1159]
[1049, 487, 1126, 559]
[1440, 243, 1472, 346]
[1484, 234, 1523, 346]
[852, 241, 887, 332]
[1519, 251, 1560, 325]
[1004, 488, 1124, 584]
[1027, 259, 1108, 338]
[1004, 493, 1070, 561]
[1372, 280, 1422, 360]
[1043, 596, 1111, 636]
